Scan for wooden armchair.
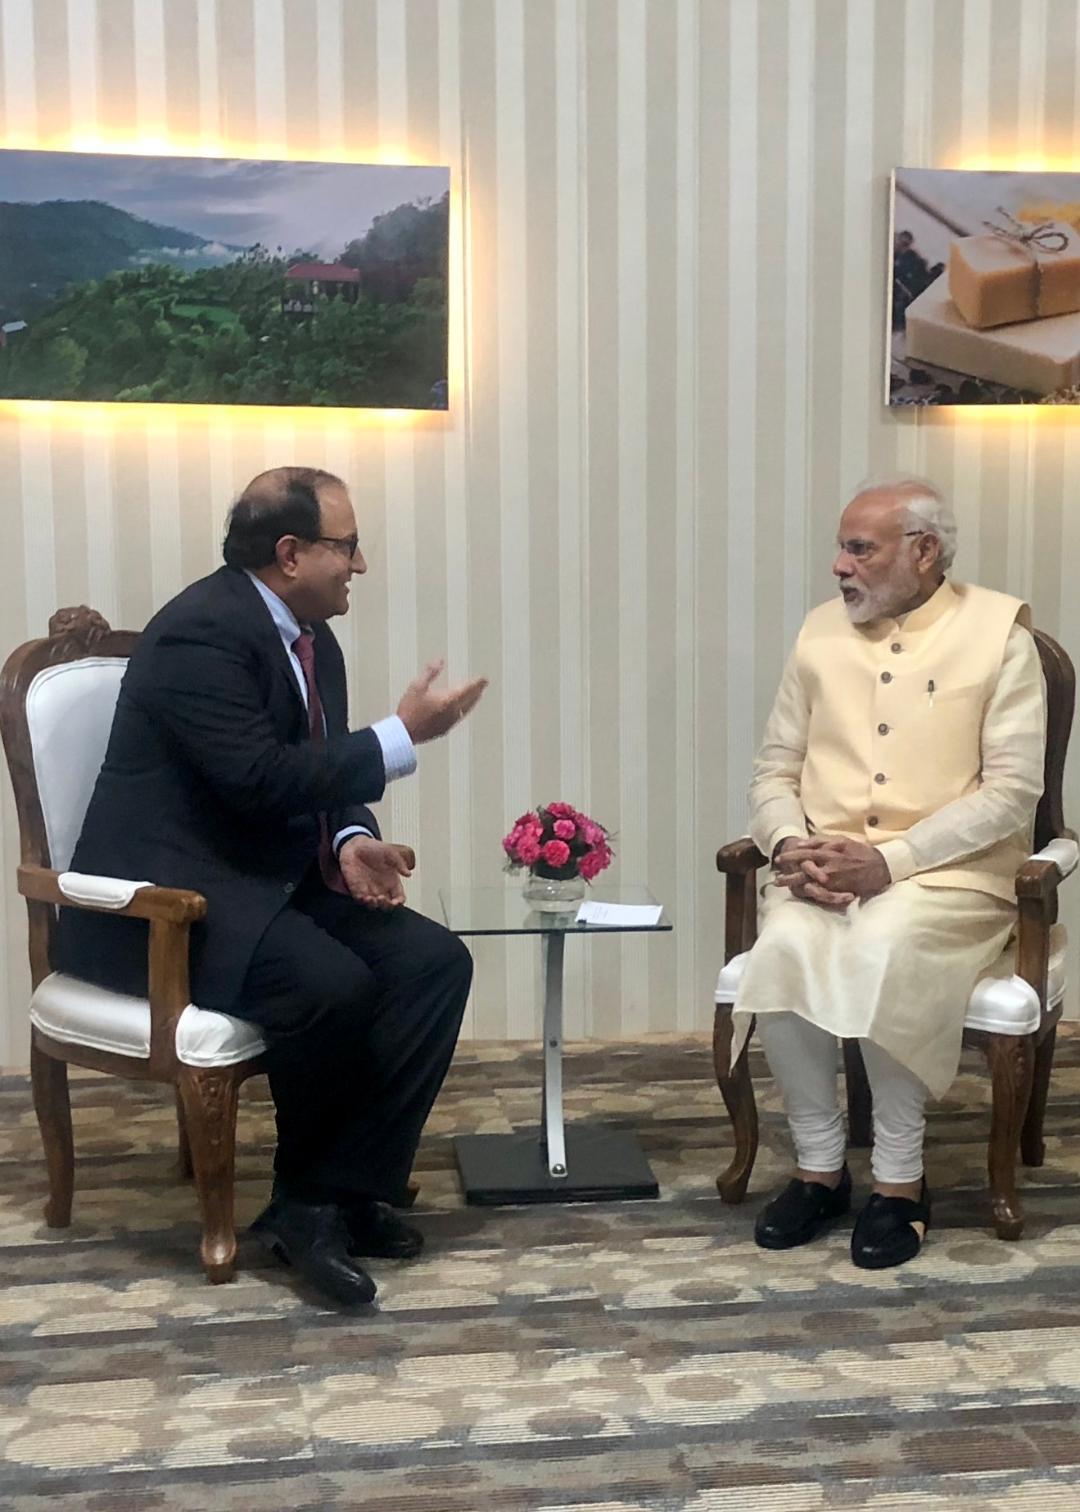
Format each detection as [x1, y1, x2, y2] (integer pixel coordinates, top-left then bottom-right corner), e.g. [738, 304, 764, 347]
[712, 629, 1076, 1241]
[0, 607, 267, 1282]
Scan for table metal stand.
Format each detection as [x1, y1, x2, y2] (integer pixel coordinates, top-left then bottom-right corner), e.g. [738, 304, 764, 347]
[455, 931, 659, 1204]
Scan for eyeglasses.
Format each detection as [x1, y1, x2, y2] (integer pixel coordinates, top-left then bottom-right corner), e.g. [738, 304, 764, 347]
[316, 533, 360, 559]
[835, 529, 925, 562]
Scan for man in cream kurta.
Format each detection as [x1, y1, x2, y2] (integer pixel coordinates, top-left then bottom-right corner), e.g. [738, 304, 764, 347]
[734, 477, 1045, 1270]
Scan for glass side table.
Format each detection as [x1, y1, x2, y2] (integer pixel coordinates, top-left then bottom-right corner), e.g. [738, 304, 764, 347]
[439, 884, 673, 1204]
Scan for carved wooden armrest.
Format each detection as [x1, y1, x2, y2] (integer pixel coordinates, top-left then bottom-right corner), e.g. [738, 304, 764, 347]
[19, 863, 205, 1072]
[18, 864, 206, 922]
[1016, 860, 1065, 903]
[716, 838, 767, 875]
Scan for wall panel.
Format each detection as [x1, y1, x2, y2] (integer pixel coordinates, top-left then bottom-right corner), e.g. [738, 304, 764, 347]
[2, 0, 1079, 1063]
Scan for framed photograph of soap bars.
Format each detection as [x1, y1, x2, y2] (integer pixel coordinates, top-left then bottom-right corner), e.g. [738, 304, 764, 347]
[0, 149, 450, 410]
[888, 167, 1080, 406]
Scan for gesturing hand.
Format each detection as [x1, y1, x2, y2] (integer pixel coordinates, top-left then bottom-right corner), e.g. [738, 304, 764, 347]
[338, 836, 416, 910]
[774, 835, 890, 908]
[396, 659, 488, 745]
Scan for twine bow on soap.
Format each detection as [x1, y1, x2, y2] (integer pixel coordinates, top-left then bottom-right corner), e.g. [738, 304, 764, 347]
[982, 206, 1070, 256]
[980, 206, 1070, 319]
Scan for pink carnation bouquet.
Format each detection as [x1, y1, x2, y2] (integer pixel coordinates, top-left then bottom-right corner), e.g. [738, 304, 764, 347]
[502, 802, 614, 883]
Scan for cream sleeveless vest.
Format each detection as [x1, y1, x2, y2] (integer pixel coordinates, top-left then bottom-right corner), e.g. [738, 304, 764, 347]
[795, 580, 1033, 902]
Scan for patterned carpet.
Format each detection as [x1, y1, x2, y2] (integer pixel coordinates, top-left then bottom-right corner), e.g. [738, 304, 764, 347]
[4, 1033, 1080, 1509]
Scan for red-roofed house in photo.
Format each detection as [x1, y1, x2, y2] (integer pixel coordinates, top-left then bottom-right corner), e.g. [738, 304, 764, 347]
[282, 262, 361, 314]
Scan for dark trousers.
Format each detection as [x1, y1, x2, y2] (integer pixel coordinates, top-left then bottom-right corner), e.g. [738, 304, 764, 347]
[232, 874, 472, 1205]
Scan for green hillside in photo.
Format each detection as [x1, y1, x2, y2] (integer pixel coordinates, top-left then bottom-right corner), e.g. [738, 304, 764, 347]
[0, 193, 449, 409]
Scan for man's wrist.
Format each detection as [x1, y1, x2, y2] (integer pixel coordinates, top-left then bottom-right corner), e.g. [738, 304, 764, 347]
[333, 826, 373, 859]
[770, 834, 803, 866]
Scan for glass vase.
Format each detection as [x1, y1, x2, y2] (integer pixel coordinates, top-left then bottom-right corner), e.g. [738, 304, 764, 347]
[522, 869, 585, 912]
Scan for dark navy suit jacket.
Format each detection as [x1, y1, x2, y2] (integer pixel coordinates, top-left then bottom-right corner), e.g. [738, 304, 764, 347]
[55, 566, 385, 1009]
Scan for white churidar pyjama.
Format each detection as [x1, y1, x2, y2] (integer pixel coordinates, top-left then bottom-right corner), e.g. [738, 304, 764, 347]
[754, 1010, 930, 1184]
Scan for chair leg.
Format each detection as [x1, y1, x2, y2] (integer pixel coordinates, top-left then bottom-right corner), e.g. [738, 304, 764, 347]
[981, 1033, 1035, 1241]
[30, 1041, 74, 1229]
[713, 1005, 759, 1203]
[1021, 1024, 1056, 1169]
[400, 1180, 420, 1208]
[842, 1039, 873, 1149]
[175, 1088, 194, 1180]
[177, 1067, 241, 1283]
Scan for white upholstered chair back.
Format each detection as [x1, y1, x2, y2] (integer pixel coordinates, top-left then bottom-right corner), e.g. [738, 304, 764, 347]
[24, 658, 126, 872]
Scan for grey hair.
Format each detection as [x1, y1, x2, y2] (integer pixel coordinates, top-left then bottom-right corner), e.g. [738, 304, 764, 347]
[849, 474, 957, 572]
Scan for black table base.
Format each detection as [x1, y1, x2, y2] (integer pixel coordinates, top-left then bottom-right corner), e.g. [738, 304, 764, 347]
[455, 1125, 659, 1205]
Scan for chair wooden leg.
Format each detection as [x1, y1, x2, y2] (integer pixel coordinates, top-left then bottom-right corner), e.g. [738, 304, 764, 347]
[177, 1067, 241, 1283]
[175, 1088, 194, 1180]
[1021, 1024, 1056, 1169]
[713, 1005, 759, 1203]
[842, 1039, 873, 1149]
[401, 1180, 420, 1208]
[981, 1032, 1035, 1241]
[30, 1040, 74, 1229]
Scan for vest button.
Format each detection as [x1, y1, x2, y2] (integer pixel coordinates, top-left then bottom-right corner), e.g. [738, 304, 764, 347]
[283, 881, 295, 894]
[880, 671, 892, 683]
[867, 815, 879, 827]
[874, 772, 887, 784]
[891, 642, 902, 653]
[877, 722, 889, 735]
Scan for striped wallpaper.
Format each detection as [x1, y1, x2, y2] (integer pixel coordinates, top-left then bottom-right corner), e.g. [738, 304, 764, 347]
[2, 0, 1080, 1067]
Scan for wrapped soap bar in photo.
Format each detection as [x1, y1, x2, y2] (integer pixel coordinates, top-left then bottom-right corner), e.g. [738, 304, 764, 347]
[948, 219, 1080, 328]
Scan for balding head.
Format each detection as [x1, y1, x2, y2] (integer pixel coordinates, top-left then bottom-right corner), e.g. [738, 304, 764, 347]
[223, 466, 344, 570]
[223, 465, 365, 622]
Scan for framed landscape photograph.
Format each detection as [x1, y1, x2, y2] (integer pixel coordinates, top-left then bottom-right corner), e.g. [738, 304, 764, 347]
[0, 149, 450, 410]
[889, 167, 1080, 406]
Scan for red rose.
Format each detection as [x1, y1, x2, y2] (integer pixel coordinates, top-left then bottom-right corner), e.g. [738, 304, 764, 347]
[541, 839, 571, 868]
[547, 802, 576, 818]
[553, 818, 576, 840]
[518, 835, 542, 864]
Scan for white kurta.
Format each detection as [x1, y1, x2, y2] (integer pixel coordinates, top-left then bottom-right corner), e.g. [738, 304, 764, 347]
[732, 591, 1046, 1098]
[735, 881, 1016, 1097]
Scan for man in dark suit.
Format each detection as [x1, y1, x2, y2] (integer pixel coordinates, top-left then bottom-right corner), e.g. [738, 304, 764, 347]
[57, 465, 487, 1307]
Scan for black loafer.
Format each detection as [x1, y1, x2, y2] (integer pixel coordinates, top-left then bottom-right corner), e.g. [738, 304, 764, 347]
[754, 1166, 852, 1250]
[851, 1181, 931, 1270]
[345, 1200, 424, 1260]
[250, 1197, 377, 1306]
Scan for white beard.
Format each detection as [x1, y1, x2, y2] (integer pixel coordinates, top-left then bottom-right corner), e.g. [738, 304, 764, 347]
[842, 562, 922, 625]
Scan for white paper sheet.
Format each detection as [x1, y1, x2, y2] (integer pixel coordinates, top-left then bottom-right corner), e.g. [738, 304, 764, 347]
[574, 901, 663, 927]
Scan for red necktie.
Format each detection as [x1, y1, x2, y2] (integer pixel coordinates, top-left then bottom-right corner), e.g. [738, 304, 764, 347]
[292, 629, 348, 894]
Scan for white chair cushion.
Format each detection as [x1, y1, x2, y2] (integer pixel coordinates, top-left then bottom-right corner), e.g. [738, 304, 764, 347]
[714, 922, 1067, 1037]
[26, 658, 128, 872]
[30, 972, 266, 1068]
[1032, 837, 1080, 879]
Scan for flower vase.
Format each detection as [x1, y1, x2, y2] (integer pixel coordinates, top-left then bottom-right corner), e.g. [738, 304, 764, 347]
[522, 867, 585, 913]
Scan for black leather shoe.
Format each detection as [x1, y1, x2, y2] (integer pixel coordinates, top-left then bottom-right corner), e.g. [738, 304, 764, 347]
[250, 1197, 377, 1306]
[345, 1200, 424, 1260]
[851, 1181, 931, 1270]
[754, 1166, 852, 1250]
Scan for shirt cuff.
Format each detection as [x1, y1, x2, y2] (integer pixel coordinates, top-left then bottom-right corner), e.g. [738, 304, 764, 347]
[371, 715, 416, 782]
[333, 825, 373, 856]
[876, 838, 917, 883]
[767, 826, 809, 864]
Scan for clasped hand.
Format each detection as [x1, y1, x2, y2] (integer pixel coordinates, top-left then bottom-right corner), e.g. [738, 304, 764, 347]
[774, 835, 891, 909]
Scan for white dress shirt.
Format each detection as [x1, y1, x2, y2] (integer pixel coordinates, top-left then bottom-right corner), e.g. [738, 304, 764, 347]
[246, 572, 415, 850]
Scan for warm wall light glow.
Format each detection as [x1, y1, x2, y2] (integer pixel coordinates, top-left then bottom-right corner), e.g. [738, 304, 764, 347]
[0, 400, 448, 432]
[954, 155, 1080, 173]
[0, 137, 460, 430]
[52, 132, 428, 169]
[944, 404, 1078, 425]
